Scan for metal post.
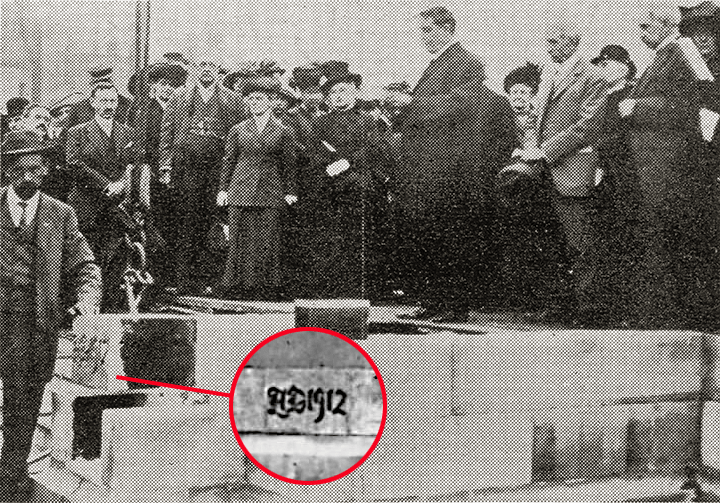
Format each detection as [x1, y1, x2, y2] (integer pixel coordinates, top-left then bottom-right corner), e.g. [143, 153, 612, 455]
[134, 0, 151, 74]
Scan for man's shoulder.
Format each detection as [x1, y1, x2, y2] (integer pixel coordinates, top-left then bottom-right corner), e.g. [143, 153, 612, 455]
[40, 192, 73, 216]
[68, 120, 92, 136]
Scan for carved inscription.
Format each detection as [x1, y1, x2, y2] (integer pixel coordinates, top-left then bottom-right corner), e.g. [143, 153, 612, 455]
[267, 386, 348, 423]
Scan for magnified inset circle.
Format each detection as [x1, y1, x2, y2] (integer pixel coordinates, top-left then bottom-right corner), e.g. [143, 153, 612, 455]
[230, 327, 387, 484]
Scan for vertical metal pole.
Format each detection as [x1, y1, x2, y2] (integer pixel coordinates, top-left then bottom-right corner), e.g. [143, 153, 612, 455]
[134, 0, 151, 74]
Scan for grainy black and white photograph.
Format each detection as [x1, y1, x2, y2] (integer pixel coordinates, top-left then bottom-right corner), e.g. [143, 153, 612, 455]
[1, 0, 719, 500]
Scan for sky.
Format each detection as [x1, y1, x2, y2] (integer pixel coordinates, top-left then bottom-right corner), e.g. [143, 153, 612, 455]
[0, 0, 706, 105]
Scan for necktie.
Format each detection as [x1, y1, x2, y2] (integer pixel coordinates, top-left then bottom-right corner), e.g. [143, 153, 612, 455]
[18, 201, 29, 231]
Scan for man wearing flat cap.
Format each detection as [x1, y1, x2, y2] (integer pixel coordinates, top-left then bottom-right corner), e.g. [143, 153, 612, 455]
[158, 54, 243, 295]
[395, 6, 516, 323]
[66, 65, 132, 129]
[0, 131, 101, 500]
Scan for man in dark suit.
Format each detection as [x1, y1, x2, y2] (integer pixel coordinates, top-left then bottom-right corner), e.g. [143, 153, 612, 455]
[66, 82, 139, 311]
[158, 55, 243, 294]
[516, 19, 608, 325]
[66, 66, 133, 129]
[0, 131, 101, 500]
[620, 3, 717, 328]
[395, 6, 516, 322]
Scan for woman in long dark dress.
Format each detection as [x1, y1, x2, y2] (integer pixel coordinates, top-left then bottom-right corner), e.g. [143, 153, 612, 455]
[305, 65, 393, 299]
[215, 77, 298, 301]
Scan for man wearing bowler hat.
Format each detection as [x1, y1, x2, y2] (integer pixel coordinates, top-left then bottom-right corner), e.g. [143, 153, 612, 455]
[0, 131, 101, 500]
[158, 53, 243, 295]
[66, 65, 133, 129]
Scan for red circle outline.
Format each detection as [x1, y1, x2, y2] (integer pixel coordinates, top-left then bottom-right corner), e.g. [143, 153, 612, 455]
[228, 326, 388, 485]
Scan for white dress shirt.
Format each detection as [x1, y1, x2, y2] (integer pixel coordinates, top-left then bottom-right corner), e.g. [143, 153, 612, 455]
[95, 115, 113, 137]
[253, 111, 271, 134]
[431, 37, 458, 61]
[198, 84, 217, 103]
[7, 185, 40, 227]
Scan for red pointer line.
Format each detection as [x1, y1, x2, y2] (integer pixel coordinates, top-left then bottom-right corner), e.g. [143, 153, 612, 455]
[116, 375, 231, 398]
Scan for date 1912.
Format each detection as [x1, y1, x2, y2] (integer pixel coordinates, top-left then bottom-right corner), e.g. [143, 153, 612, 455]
[267, 386, 347, 423]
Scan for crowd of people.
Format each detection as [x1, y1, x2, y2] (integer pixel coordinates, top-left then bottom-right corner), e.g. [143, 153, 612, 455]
[2, 3, 719, 330]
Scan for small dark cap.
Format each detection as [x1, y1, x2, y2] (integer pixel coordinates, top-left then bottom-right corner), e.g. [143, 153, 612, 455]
[319, 60, 362, 94]
[241, 76, 282, 97]
[590, 45, 637, 80]
[163, 52, 191, 67]
[89, 65, 114, 84]
[147, 62, 188, 87]
[384, 81, 412, 94]
[1, 130, 54, 159]
[6, 97, 30, 117]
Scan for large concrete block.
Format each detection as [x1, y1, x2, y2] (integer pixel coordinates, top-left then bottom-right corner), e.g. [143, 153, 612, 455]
[359, 334, 453, 421]
[102, 404, 223, 493]
[702, 401, 720, 472]
[356, 413, 533, 501]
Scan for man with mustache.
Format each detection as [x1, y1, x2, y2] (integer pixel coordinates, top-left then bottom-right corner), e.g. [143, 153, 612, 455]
[158, 55, 243, 295]
[0, 131, 100, 500]
[18, 104, 72, 202]
[66, 82, 140, 311]
[66, 66, 132, 129]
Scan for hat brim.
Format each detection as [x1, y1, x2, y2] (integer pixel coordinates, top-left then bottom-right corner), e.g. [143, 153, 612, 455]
[320, 73, 362, 94]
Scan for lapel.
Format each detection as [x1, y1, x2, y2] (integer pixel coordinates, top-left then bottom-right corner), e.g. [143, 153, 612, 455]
[413, 42, 460, 93]
[260, 115, 282, 148]
[35, 193, 54, 274]
[85, 119, 110, 160]
[537, 57, 585, 127]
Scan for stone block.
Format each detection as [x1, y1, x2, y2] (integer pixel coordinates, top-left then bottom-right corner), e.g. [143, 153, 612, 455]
[185, 397, 247, 488]
[102, 404, 219, 493]
[241, 434, 373, 482]
[702, 401, 720, 471]
[359, 334, 453, 421]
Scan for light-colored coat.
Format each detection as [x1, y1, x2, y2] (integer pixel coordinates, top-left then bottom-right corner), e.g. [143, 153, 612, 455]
[536, 57, 609, 197]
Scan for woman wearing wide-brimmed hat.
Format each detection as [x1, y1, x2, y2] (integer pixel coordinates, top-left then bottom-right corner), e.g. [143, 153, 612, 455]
[215, 77, 298, 301]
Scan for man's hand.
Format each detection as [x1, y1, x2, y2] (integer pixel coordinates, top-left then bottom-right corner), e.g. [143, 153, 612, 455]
[158, 166, 172, 185]
[104, 180, 126, 198]
[326, 159, 351, 177]
[520, 147, 546, 162]
[619, 99, 636, 118]
[217, 191, 228, 207]
[285, 195, 298, 205]
[511, 148, 524, 158]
